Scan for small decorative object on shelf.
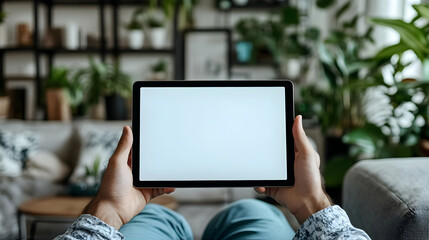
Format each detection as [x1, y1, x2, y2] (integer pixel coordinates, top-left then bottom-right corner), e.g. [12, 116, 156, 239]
[150, 60, 168, 80]
[0, 11, 7, 47]
[65, 22, 79, 49]
[126, 8, 144, 49]
[146, 14, 166, 49]
[0, 93, 10, 119]
[233, 0, 248, 6]
[43, 27, 65, 48]
[16, 23, 32, 47]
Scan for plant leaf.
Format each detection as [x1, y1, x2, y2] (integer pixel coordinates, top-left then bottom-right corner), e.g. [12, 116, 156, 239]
[368, 18, 429, 60]
[413, 4, 429, 21]
[335, 0, 351, 20]
[374, 41, 409, 60]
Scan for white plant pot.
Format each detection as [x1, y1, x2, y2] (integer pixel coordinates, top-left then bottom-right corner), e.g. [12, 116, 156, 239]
[233, 0, 248, 6]
[129, 30, 144, 49]
[150, 28, 166, 49]
[0, 24, 7, 47]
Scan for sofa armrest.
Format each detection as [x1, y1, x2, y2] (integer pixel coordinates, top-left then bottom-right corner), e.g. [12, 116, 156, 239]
[343, 158, 429, 240]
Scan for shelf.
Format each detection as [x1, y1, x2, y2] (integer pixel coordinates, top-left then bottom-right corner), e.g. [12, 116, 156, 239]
[0, 47, 35, 52]
[112, 48, 174, 54]
[232, 61, 276, 67]
[4, 75, 35, 81]
[39, 48, 102, 53]
[1, 0, 153, 5]
[217, 0, 289, 11]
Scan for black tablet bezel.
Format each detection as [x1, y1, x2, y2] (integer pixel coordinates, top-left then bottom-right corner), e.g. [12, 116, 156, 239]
[132, 80, 295, 188]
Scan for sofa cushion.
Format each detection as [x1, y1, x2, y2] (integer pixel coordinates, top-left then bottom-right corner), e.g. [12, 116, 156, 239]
[0, 130, 37, 177]
[343, 158, 429, 240]
[23, 150, 70, 182]
[0, 121, 75, 166]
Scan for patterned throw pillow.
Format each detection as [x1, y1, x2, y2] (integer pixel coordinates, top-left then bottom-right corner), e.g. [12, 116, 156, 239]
[68, 130, 121, 195]
[0, 131, 37, 177]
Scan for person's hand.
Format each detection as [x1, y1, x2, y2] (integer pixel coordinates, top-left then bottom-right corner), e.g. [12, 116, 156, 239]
[83, 126, 175, 230]
[255, 115, 332, 224]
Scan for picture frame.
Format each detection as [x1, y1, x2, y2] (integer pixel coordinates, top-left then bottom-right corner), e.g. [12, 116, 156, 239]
[183, 29, 231, 80]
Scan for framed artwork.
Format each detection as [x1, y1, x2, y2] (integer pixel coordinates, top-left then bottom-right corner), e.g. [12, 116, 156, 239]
[6, 80, 36, 120]
[183, 29, 231, 80]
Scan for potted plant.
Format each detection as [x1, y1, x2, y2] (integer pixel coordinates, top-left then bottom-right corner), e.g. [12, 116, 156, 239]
[45, 67, 73, 121]
[146, 14, 166, 49]
[150, 60, 167, 80]
[0, 11, 7, 47]
[234, 18, 260, 63]
[126, 8, 144, 49]
[104, 62, 132, 120]
[80, 58, 110, 119]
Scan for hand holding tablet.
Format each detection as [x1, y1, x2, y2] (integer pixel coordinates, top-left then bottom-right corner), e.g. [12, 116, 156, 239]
[132, 81, 295, 188]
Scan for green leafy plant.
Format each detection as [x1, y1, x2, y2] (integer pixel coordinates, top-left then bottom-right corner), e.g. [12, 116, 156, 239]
[150, 0, 199, 29]
[45, 67, 70, 89]
[126, 8, 144, 30]
[369, 4, 429, 62]
[301, 0, 376, 134]
[151, 60, 167, 73]
[0, 11, 6, 24]
[83, 58, 111, 105]
[146, 15, 164, 28]
[45, 66, 85, 112]
[104, 62, 132, 98]
[235, 18, 261, 44]
[85, 155, 102, 178]
[77, 58, 132, 106]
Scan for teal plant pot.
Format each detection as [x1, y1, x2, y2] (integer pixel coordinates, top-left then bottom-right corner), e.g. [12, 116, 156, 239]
[236, 41, 253, 63]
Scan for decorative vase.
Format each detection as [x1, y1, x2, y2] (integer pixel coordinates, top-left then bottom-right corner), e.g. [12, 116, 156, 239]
[17, 23, 32, 47]
[235, 41, 253, 63]
[65, 23, 79, 49]
[46, 88, 71, 121]
[105, 93, 128, 120]
[0, 24, 7, 47]
[0, 96, 10, 119]
[129, 30, 144, 49]
[150, 28, 166, 49]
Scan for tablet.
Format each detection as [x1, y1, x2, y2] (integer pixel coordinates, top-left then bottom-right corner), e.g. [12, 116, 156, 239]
[132, 81, 295, 188]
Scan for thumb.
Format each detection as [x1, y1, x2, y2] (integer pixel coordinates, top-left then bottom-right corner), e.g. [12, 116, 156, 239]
[292, 115, 312, 154]
[112, 126, 133, 163]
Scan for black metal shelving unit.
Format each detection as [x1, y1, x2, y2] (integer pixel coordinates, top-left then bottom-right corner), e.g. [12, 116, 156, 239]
[0, 0, 181, 108]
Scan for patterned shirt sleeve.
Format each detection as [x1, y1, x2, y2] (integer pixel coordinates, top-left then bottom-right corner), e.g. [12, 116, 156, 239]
[53, 214, 123, 240]
[294, 205, 371, 239]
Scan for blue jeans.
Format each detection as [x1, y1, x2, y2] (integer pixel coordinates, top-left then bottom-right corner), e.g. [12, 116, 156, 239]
[119, 199, 295, 240]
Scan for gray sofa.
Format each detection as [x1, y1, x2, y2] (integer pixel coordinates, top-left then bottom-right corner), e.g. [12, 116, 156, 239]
[0, 120, 261, 239]
[343, 158, 429, 240]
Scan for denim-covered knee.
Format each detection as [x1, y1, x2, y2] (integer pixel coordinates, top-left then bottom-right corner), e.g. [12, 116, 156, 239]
[202, 199, 295, 240]
[120, 203, 193, 240]
[224, 199, 282, 218]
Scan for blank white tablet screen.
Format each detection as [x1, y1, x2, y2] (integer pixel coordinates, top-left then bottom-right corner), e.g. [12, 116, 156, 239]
[139, 87, 287, 181]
